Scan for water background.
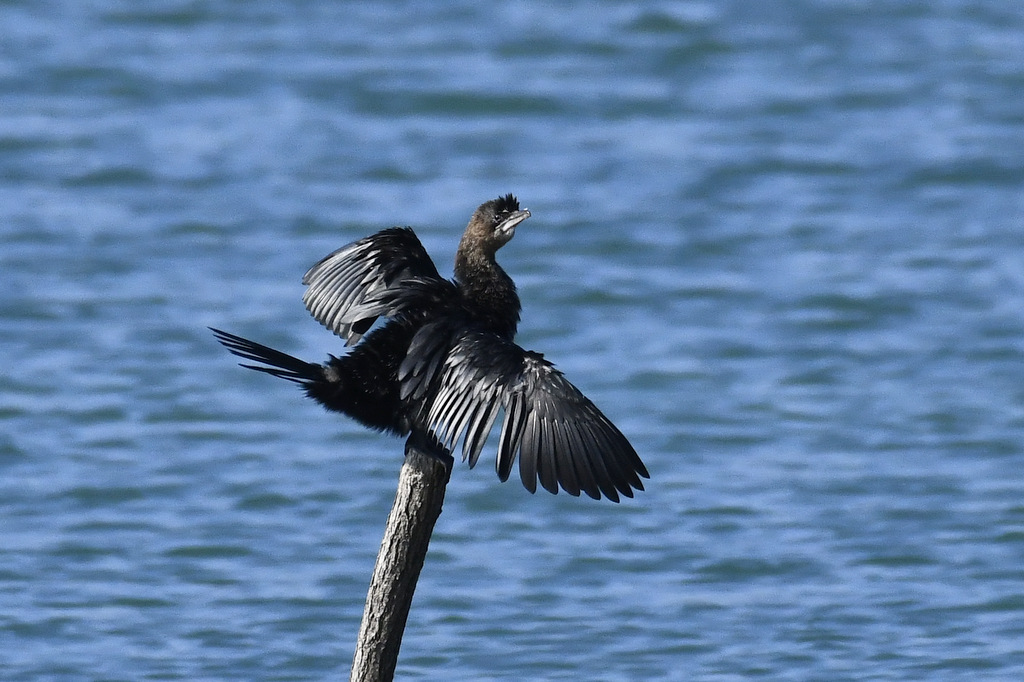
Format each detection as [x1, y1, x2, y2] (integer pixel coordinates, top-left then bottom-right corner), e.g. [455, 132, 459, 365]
[3, 2, 1024, 679]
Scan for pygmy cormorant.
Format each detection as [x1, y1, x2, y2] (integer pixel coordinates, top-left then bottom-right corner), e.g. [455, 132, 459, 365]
[211, 194, 648, 501]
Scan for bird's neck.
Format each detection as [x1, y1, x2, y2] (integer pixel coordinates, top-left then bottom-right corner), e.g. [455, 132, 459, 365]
[454, 249, 521, 338]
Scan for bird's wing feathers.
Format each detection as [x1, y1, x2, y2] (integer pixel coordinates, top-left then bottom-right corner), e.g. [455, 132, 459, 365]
[397, 319, 456, 404]
[420, 331, 649, 502]
[302, 227, 444, 345]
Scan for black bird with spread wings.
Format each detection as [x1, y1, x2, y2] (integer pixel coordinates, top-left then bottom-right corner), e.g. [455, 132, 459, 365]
[212, 194, 648, 501]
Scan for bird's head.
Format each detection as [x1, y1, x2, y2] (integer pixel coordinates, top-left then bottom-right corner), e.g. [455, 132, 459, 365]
[463, 193, 531, 255]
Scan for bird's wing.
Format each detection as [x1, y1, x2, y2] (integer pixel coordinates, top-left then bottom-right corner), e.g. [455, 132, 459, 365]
[302, 227, 444, 345]
[415, 330, 649, 502]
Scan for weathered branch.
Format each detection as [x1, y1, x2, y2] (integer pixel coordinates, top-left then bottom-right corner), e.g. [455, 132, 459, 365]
[350, 434, 452, 682]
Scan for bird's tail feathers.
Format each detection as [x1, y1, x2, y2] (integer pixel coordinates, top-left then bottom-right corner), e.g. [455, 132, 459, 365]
[210, 328, 323, 384]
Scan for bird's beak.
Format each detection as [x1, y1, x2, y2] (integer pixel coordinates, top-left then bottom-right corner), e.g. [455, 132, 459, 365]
[497, 209, 530, 238]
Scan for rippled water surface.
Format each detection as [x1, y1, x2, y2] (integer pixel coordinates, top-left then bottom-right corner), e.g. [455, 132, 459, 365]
[3, 2, 1024, 680]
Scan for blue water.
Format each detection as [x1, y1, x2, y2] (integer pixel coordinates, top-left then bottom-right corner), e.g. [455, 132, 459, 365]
[3, 1, 1024, 679]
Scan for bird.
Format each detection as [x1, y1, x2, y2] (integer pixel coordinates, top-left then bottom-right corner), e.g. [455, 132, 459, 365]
[211, 194, 648, 501]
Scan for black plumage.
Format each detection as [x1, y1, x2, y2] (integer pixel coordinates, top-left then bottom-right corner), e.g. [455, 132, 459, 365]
[212, 194, 648, 501]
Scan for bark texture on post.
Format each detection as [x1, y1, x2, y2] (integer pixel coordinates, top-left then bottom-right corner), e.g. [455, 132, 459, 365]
[350, 435, 452, 682]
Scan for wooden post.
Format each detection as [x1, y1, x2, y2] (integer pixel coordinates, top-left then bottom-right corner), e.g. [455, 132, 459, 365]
[350, 434, 452, 682]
